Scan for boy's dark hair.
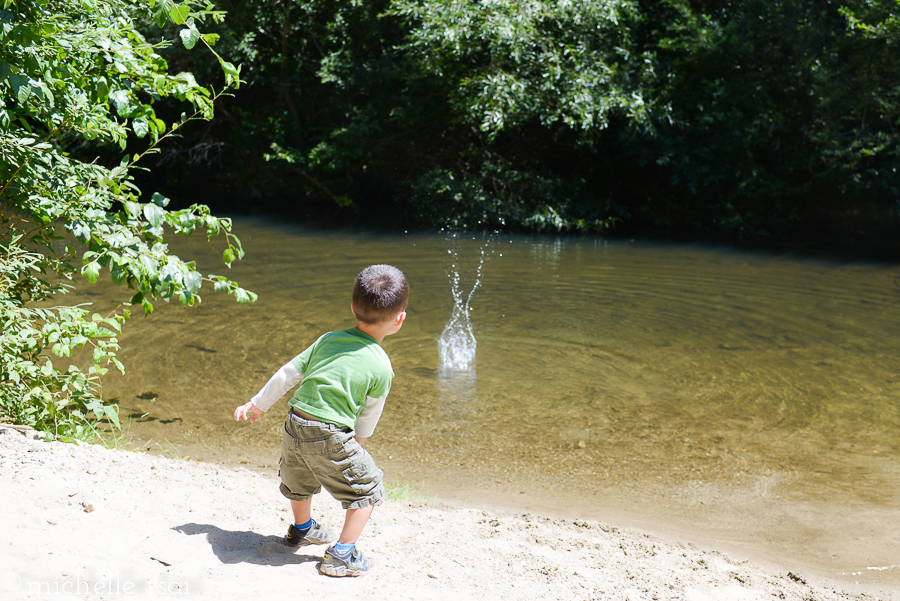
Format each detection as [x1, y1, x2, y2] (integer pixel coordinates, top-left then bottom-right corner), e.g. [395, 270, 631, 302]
[352, 264, 409, 325]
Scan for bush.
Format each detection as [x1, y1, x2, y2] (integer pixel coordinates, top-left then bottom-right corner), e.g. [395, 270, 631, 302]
[0, 0, 252, 440]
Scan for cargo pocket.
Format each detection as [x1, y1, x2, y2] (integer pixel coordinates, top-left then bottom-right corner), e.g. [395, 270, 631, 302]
[340, 450, 384, 498]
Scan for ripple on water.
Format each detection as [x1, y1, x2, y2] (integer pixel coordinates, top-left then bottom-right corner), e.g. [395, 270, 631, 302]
[59, 220, 900, 580]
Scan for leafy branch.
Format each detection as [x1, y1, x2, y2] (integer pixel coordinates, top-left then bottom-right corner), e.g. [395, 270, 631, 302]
[0, 0, 252, 440]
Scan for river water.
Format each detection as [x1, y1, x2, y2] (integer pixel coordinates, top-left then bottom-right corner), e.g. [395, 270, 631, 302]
[76, 219, 899, 588]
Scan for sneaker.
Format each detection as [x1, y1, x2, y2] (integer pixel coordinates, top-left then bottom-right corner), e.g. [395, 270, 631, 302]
[284, 521, 337, 547]
[318, 545, 373, 577]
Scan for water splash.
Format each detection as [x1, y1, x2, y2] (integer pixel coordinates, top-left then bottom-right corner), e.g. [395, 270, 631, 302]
[437, 236, 488, 371]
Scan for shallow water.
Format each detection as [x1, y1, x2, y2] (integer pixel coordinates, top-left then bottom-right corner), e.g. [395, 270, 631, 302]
[73, 219, 900, 587]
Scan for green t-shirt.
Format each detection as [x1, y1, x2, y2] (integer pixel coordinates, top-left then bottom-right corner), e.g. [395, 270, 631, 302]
[289, 328, 393, 429]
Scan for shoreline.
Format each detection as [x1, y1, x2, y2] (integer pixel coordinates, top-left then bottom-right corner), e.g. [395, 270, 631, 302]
[136, 436, 900, 595]
[1, 426, 894, 601]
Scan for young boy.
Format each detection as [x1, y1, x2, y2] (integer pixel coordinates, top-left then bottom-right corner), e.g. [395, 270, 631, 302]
[233, 264, 408, 577]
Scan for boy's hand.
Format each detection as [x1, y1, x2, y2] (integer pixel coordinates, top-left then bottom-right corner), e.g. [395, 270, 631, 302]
[234, 401, 263, 423]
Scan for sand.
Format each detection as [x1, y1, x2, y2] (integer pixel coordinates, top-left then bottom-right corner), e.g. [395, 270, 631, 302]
[0, 425, 894, 601]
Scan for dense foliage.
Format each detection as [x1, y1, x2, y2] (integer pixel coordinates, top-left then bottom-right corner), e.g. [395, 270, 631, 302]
[3, 0, 897, 436]
[0, 0, 253, 440]
[634, 0, 900, 238]
[146, 0, 900, 246]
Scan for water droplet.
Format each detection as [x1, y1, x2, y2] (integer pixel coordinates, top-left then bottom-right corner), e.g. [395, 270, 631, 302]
[438, 235, 489, 371]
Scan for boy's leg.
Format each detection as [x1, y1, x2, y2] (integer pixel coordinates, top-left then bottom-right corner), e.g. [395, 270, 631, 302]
[316, 430, 383, 576]
[338, 504, 374, 544]
[285, 497, 337, 547]
[318, 444, 381, 577]
[291, 498, 312, 525]
[320, 504, 376, 577]
[280, 414, 337, 547]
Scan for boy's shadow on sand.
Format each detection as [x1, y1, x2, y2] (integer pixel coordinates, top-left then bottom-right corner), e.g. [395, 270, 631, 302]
[174, 523, 321, 566]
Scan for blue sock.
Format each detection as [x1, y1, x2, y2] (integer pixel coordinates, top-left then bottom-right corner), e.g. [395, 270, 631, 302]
[295, 519, 314, 531]
[334, 542, 355, 553]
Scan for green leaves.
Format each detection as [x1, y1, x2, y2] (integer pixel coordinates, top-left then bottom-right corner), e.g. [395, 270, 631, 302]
[152, 0, 177, 27]
[210, 275, 257, 304]
[218, 57, 241, 88]
[170, 5, 191, 25]
[82, 262, 101, 283]
[389, 0, 651, 139]
[143, 203, 165, 228]
[132, 117, 150, 138]
[233, 287, 255, 304]
[180, 26, 200, 49]
[0, 0, 252, 442]
[9, 72, 31, 103]
[110, 89, 137, 118]
[0, 298, 126, 440]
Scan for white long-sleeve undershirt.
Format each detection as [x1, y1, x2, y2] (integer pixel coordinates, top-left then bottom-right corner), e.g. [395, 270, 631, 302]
[250, 361, 303, 412]
[249, 361, 386, 437]
[354, 396, 385, 438]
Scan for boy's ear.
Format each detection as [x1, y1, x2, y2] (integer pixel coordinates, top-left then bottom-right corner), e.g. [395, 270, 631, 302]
[350, 302, 356, 316]
[396, 310, 407, 326]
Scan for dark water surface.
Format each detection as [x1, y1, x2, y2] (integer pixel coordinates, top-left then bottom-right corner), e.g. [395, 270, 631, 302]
[77, 219, 899, 589]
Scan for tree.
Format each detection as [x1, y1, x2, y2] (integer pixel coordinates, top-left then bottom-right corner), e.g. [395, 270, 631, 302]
[161, 0, 663, 231]
[130, 0, 900, 245]
[386, 0, 664, 230]
[626, 0, 900, 238]
[0, 0, 253, 441]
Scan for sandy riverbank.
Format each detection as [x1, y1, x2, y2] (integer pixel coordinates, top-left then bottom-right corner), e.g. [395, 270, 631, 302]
[0, 426, 893, 601]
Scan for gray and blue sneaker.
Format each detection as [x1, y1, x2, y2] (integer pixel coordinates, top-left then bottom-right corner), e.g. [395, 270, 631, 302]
[284, 521, 337, 547]
[318, 544, 373, 577]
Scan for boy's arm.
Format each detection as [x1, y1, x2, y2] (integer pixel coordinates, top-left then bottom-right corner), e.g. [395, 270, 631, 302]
[354, 396, 386, 443]
[234, 361, 303, 422]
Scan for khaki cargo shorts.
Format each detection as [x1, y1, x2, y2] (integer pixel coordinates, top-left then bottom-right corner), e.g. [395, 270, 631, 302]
[278, 411, 384, 510]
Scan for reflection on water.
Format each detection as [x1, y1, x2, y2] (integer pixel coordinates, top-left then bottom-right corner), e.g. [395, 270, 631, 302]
[435, 367, 478, 422]
[66, 219, 900, 584]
